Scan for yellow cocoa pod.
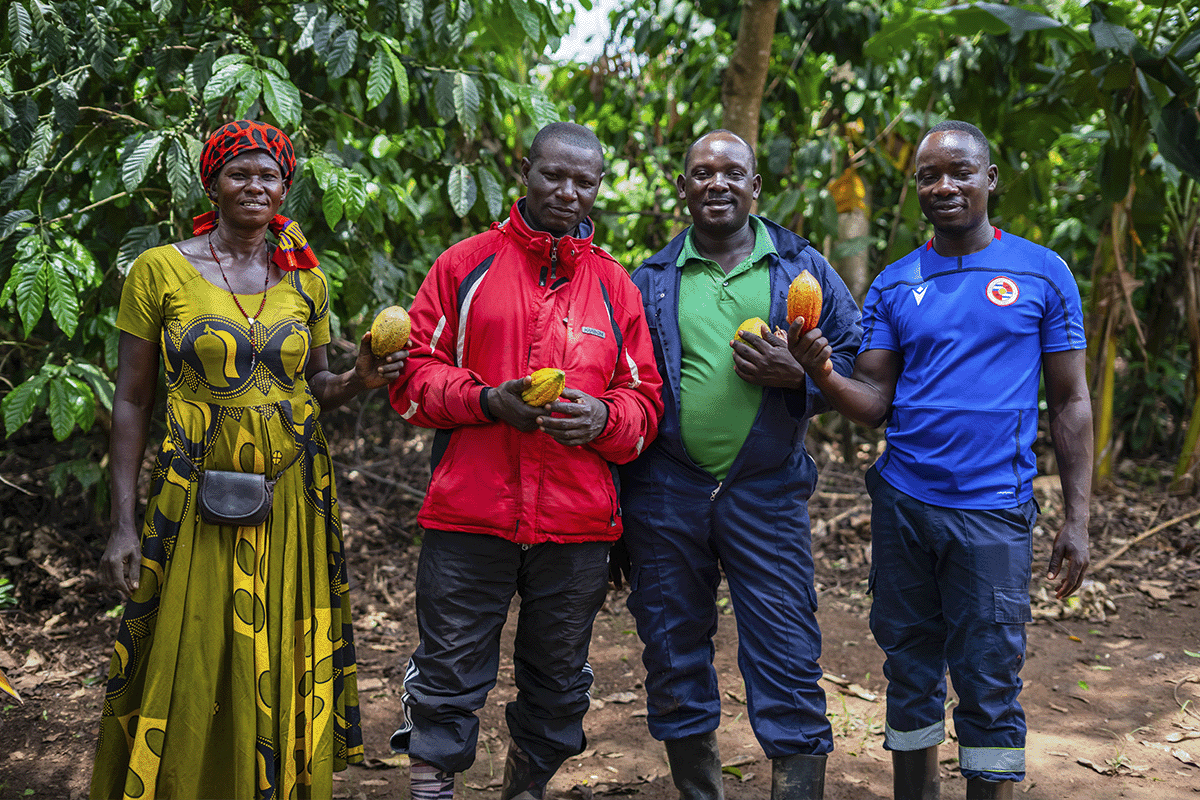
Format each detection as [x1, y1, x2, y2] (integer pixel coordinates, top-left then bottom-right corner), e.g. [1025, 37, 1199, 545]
[787, 270, 823, 333]
[370, 306, 411, 356]
[522, 367, 566, 406]
[733, 317, 769, 344]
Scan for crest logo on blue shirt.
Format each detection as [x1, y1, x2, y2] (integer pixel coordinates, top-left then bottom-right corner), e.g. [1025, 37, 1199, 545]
[912, 285, 928, 305]
[986, 276, 1020, 307]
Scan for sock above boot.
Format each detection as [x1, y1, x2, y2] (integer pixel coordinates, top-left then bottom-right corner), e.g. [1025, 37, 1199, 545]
[410, 758, 455, 800]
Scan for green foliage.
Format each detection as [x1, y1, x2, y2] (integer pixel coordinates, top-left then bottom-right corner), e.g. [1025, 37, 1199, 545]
[2, 0, 1199, 477]
[0, 0, 575, 445]
[0, 574, 14, 608]
[560, 0, 1198, 462]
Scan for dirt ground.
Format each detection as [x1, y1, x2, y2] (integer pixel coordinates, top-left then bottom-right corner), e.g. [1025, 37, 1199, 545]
[2, 408, 1199, 800]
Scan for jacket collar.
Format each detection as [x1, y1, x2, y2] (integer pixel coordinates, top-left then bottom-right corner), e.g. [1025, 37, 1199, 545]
[493, 198, 595, 275]
[642, 215, 810, 271]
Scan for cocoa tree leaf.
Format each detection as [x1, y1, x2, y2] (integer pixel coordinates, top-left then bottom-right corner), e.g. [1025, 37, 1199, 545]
[447, 165, 476, 217]
[0, 209, 34, 242]
[14, 249, 48, 336]
[262, 71, 301, 128]
[452, 72, 480, 134]
[51, 80, 78, 132]
[327, 29, 358, 79]
[508, 0, 540, 42]
[47, 373, 76, 441]
[401, 0, 423, 31]
[2, 371, 49, 436]
[366, 46, 392, 110]
[322, 171, 347, 230]
[433, 73, 455, 121]
[343, 173, 368, 223]
[120, 131, 164, 191]
[204, 60, 249, 102]
[235, 72, 261, 118]
[8, 2, 32, 56]
[165, 139, 193, 201]
[117, 225, 161, 275]
[66, 362, 114, 412]
[384, 43, 408, 105]
[313, 12, 343, 56]
[477, 167, 503, 219]
[44, 254, 80, 339]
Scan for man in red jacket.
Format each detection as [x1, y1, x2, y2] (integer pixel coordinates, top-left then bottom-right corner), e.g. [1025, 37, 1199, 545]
[388, 122, 664, 800]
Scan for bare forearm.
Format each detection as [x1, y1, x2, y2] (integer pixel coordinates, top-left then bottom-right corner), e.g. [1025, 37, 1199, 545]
[109, 397, 153, 528]
[810, 370, 893, 428]
[310, 368, 368, 412]
[1050, 397, 1094, 524]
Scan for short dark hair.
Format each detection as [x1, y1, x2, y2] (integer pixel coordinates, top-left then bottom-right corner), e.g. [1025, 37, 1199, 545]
[529, 122, 605, 169]
[921, 120, 991, 162]
[683, 129, 757, 173]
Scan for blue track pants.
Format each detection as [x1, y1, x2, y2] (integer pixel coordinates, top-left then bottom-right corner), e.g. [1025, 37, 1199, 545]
[623, 470, 832, 758]
[867, 466, 1035, 781]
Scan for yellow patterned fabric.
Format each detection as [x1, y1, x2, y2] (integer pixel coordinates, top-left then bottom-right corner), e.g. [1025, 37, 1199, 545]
[91, 245, 363, 800]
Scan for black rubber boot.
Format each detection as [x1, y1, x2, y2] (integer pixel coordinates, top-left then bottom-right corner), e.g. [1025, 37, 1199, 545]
[499, 741, 545, 800]
[770, 753, 826, 799]
[965, 777, 1015, 799]
[664, 732, 725, 800]
[892, 746, 940, 800]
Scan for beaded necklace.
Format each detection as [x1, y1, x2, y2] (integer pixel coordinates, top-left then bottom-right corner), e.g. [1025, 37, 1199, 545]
[208, 230, 271, 373]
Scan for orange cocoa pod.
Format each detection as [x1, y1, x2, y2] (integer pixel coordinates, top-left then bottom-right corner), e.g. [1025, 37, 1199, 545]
[787, 270, 823, 332]
[522, 367, 566, 406]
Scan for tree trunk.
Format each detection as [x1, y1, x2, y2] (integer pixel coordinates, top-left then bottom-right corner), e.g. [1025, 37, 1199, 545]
[720, 0, 781, 152]
[1169, 179, 1200, 491]
[1089, 189, 1139, 484]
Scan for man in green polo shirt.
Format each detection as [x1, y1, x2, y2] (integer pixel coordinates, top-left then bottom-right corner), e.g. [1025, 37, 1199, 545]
[678, 214, 777, 480]
[620, 130, 863, 800]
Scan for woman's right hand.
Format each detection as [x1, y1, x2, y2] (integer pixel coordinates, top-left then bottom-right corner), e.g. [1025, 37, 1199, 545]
[100, 523, 141, 598]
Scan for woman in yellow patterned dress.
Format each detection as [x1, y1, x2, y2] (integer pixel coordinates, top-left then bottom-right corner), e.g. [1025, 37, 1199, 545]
[91, 120, 407, 800]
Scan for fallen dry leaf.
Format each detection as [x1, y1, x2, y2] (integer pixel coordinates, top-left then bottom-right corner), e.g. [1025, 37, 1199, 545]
[1076, 757, 1105, 774]
[602, 691, 638, 704]
[1170, 748, 1200, 768]
[1137, 580, 1173, 601]
[846, 683, 877, 702]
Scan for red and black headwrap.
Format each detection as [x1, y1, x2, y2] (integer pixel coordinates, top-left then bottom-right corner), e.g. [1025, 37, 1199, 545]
[192, 119, 318, 271]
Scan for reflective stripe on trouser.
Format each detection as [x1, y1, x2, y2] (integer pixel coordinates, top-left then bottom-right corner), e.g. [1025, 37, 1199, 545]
[622, 467, 832, 758]
[884, 719, 944, 751]
[866, 466, 1034, 781]
[389, 529, 609, 776]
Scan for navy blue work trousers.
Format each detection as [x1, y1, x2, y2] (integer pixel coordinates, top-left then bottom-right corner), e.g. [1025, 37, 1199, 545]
[622, 469, 833, 758]
[389, 529, 610, 778]
[867, 466, 1035, 782]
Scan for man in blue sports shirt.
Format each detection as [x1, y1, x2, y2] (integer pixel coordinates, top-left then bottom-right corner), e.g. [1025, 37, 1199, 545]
[791, 120, 1093, 800]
